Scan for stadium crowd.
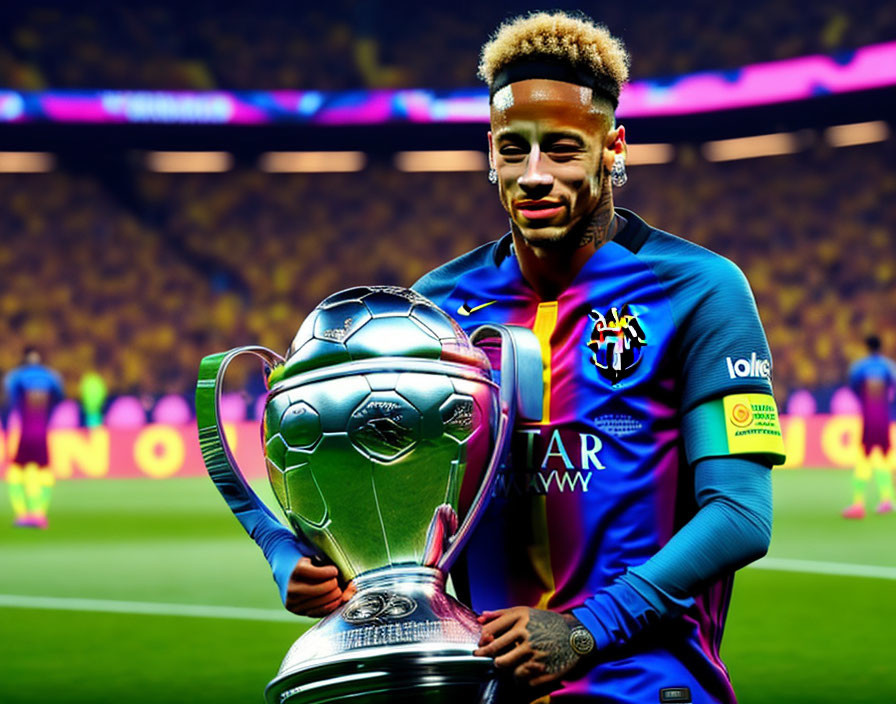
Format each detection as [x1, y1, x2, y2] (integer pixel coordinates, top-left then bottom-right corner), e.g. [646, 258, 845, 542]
[0, 1, 894, 91]
[0, 173, 215, 400]
[1, 136, 893, 416]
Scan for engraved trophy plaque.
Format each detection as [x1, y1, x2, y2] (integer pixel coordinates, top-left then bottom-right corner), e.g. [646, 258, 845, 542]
[196, 286, 542, 704]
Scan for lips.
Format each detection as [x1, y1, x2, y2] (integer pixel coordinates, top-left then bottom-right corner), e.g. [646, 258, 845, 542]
[515, 200, 565, 220]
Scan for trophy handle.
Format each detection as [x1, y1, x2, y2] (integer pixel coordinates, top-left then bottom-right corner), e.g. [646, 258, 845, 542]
[471, 324, 544, 423]
[437, 324, 543, 571]
[196, 346, 288, 527]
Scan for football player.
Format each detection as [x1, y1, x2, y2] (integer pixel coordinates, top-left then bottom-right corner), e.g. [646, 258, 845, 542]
[5, 348, 64, 529]
[842, 335, 896, 518]
[409, 11, 785, 703]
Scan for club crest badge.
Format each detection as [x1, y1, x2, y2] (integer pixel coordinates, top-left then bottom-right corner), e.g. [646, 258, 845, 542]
[586, 305, 647, 384]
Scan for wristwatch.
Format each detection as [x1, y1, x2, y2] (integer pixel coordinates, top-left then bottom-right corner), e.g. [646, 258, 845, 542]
[568, 625, 595, 656]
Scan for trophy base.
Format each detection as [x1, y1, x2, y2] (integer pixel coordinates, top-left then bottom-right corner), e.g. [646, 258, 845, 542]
[265, 566, 496, 704]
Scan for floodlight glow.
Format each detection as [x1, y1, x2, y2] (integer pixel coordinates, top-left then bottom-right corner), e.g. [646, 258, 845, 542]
[146, 151, 233, 173]
[702, 133, 802, 162]
[824, 121, 890, 147]
[259, 151, 366, 173]
[394, 150, 487, 172]
[0, 152, 55, 172]
[626, 143, 675, 165]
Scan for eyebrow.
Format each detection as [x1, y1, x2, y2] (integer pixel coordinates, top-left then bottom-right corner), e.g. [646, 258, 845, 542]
[495, 130, 586, 146]
[543, 131, 586, 146]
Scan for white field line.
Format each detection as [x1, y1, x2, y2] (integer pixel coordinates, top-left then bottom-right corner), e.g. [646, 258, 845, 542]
[749, 557, 896, 580]
[0, 594, 304, 622]
[2, 557, 895, 620]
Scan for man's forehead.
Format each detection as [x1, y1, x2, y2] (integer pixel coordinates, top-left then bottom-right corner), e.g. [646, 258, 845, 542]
[490, 78, 606, 131]
[493, 79, 593, 111]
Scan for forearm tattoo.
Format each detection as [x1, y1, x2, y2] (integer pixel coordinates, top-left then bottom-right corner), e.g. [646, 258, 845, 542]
[526, 609, 579, 674]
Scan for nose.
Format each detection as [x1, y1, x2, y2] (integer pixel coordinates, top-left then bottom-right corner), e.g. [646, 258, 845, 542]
[517, 145, 553, 192]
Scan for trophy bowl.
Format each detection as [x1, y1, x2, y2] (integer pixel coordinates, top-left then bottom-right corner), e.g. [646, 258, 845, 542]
[196, 286, 543, 704]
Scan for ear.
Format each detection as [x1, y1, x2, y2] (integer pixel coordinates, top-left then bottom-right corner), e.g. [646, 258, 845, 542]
[615, 125, 626, 153]
[487, 131, 495, 170]
[602, 125, 627, 171]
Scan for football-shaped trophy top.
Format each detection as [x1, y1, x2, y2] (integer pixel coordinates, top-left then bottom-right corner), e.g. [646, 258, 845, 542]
[275, 285, 491, 380]
[262, 286, 500, 581]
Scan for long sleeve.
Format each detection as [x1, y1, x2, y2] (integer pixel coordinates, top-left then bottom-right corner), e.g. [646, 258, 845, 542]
[572, 456, 772, 649]
[234, 505, 309, 604]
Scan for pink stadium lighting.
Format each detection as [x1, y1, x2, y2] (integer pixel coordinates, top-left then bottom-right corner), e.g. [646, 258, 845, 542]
[152, 395, 193, 425]
[48, 400, 82, 429]
[5, 41, 895, 125]
[253, 394, 267, 422]
[618, 41, 896, 117]
[829, 386, 861, 415]
[785, 390, 817, 417]
[104, 396, 147, 428]
[219, 392, 248, 422]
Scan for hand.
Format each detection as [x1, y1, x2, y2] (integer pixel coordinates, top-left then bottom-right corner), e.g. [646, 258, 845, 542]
[474, 607, 589, 689]
[284, 557, 356, 617]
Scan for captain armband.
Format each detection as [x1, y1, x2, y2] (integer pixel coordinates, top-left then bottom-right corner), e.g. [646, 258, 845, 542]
[682, 393, 786, 466]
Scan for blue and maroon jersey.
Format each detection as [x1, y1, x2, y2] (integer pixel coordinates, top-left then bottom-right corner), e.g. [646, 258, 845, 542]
[413, 209, 785, 703]
[849, 353, 896, 453]
[4, 363, 64, 466]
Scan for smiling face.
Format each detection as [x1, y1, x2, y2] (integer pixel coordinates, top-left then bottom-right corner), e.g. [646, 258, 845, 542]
[489, 78, 614, 247]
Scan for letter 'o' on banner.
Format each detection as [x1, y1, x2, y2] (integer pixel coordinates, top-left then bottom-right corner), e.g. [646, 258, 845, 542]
[134, 426, 186, 478]
[820, 416, 861, 467]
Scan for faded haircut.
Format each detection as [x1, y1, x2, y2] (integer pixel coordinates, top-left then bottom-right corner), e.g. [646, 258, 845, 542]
[478, 10, 630, 103]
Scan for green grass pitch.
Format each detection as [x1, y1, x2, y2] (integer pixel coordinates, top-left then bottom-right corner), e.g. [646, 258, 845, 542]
[1, 469, 895, 703]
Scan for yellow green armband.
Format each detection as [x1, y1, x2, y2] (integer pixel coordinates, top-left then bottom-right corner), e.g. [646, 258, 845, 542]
[682, 393, 786, 466]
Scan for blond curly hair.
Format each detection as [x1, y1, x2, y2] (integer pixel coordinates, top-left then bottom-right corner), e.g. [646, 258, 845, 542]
[478, 11, 629, 97]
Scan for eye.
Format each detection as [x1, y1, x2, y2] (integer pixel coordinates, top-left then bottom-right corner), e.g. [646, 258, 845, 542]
[546, 141, 583, 160]
[498, 144, 527, 159]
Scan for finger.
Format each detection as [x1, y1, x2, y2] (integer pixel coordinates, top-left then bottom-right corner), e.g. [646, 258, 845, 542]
[341, 584, 357, 601]
[304, 595, 345, 618]
[286, 583, 340, 609]
[292, 558, 339, 581]
[477, 609, 506, 623]
[479, 611, 525, 641]
[285, 593, 338, 617]
[476, 625, 528, 656]
[290, 587, 344, 611]
[493, 642, 536, 670]
[287, 576, 340, 599]
[513, 660, 546, 682]
[292, 556, 339, 578]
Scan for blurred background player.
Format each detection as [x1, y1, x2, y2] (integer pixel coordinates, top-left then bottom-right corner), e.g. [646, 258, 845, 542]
[842, 335, 896, 518]
[4, 347, 64, 529]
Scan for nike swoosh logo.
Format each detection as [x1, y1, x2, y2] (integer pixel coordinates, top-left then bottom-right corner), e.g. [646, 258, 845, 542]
[457, 300, 498, 317]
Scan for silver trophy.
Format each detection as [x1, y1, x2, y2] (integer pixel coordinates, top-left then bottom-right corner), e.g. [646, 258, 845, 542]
[196, 286, 542, 704]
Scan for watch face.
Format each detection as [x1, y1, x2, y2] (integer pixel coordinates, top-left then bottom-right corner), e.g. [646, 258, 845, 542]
[569, 626, 595, 656]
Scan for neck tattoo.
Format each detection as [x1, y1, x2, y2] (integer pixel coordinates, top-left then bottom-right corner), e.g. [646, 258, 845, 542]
[577, 208, 617, 249]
